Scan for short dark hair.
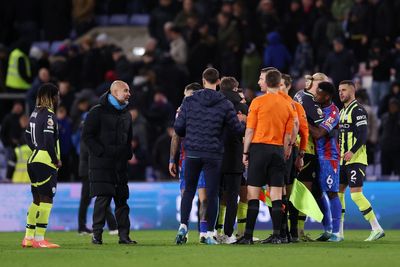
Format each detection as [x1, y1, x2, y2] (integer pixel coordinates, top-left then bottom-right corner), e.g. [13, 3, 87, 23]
[202, 68, 219, 84]
[220, 76, 239, 91]
[261, 67, 278, 73]
[265, 69, 282, 88]
[339, 80, 355, 88]
[281, 73, 292, 88]
[185, 82, 202, 91]
[318, 81, 336, 97]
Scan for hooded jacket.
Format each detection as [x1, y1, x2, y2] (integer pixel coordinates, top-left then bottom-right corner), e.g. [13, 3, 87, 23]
[82, 92, 132, 197]
[174, 88, 245, 159]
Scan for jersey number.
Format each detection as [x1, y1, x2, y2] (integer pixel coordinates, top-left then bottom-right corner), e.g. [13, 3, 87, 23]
[350, 170, 357, 184]
[29, 122, 37, 146]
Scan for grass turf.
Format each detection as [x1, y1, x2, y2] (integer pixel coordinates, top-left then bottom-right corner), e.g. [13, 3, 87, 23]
[1, 230, 399, 267]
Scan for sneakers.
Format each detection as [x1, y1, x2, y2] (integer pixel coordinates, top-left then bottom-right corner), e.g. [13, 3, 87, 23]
[32, 240, 60, 248]
[21, 237, 33, 248]
[328, 233, 344, 242]
[78, 227, 93, 235]
[299, 232, 315, 242]
[260, 234, 282, 244]
[119, 237, 137, 245]
[364, 230, 385, 241]
[315, 232, 333, 242]
[175, 227, 188, 245]
[199, 236, 206, 244]
[217, 234, 236, 244]
[109, 230, 118, 235]
[234, 236, 254, 245]
[205, 236, 219, 245]
[92, 236, 103, 245]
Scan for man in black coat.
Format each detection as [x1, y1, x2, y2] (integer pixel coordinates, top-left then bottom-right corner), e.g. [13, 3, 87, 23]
[82, 80, 135, 245]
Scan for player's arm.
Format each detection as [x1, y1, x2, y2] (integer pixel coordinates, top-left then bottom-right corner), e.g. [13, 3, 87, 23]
[296, 103, 309, 152]
[25, 127, 35, 150]
[169, 132, 181, 178]
[308, 123, 328, 139]
[242, 100, 258, 166]
[284, 105, 294, 160]
[224, 100, 246, 136]
[349, 107, 368, 154]
[290, 104, 299, 145]
[174, 99, 187, 137]
[43, 114, 58, 166]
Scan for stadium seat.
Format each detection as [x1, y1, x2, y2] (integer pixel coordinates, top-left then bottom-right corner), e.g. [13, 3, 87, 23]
[95, 15, 109, 26]
[31, 41, 50, 52]
[109, 14, 129, 25]
[129, 14, 150, 26]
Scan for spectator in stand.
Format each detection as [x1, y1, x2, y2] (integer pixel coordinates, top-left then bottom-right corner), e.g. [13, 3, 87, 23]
[392, 37, 400, 83]
[346, 0, 371, 63]
[367, 39, 392, 106]
[112, 47, 134, 84]
[174, 0, 198, 28]
[241, 42, 262, 92]
[282, 0, 305, 54]
[379, 98, 400, 175]
[0, 44, 8, 91]
[257, 0, 280, 36]
[149, 0, 179, 51]
[290, 30, 313, 79]
[56, 105, 73, 182]
[26, 68, 51, 113]
[72, 0, 95, 36]
[263, 31, 291, 73]
[152, 125, 174, 180]
[323, 37, 357, 88]
[58, 80, 75, 115]
[165, 23, 188, 65]
[378, 82, 400, 118]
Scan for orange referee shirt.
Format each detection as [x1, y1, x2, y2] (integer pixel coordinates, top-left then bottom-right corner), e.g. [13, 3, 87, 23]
[293, 101, 309, 151]
[247, 91, 294, 145]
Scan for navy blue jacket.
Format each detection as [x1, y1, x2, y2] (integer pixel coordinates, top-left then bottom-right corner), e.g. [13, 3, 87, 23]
[174, 88, 245, 159]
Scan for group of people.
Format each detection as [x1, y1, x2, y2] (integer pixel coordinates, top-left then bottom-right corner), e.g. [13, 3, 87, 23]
[19, 64, 385, 248]
[172, 67, 385, 245]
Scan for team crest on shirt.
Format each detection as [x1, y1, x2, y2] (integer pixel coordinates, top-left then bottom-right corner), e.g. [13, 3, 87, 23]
[317, 108, 323, 116]
[47, 118, 54, 126]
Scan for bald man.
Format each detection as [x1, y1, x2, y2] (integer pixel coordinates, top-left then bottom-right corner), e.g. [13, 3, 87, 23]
[82, 80, 136, 245]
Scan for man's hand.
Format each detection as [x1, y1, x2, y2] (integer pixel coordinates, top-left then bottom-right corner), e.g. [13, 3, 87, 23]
[295, 155, 304, 171]
[237, 111, 247, 123]
[242, 154, 249, 168]
[343, 151, 354, 162]
[169, 162, 177, 178]
[54, 160, 62, 169]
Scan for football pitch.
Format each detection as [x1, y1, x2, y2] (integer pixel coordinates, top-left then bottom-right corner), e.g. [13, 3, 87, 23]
[1, 230, 399, 267]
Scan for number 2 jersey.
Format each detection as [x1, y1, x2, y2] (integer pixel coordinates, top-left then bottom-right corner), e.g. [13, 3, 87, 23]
[25, 107, 60, 168]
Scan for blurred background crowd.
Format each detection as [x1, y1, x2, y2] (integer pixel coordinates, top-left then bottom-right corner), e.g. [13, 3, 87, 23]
[0, 0, 400, 183]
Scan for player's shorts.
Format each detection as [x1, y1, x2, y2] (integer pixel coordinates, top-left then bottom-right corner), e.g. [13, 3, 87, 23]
[340, 163, 366, 188]
[241, 174, 247, 186]
[27, 162, 58, 198]
[179, 158, 206, 190]
[297, 153, 318, 182]
[285, 146, 298, 185]
[247, 143, 285, 187]
[318, 159, 340, 192]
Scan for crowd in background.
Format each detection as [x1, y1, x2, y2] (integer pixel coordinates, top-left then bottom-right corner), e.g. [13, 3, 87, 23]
[1, 0, 400, 182]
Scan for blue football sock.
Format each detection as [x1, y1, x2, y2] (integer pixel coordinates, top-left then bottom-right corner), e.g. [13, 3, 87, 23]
[329, 195, 342, 234]
[318, 192, 332, 232]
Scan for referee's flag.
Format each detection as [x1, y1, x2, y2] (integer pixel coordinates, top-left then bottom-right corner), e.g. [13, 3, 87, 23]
[289, 179, 323, 222]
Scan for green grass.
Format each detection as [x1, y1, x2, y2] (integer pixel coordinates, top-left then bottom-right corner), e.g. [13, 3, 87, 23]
[1, 230, 399, 267]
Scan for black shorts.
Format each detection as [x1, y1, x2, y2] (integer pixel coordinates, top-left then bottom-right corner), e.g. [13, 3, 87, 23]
[297, 153, 319, 183]
[28, 162, 58, 198]
[241, 175, 247, 186]
[340, 163, 366, 188]
[285, 147, 298, 185]
[247, 143, 285, 187]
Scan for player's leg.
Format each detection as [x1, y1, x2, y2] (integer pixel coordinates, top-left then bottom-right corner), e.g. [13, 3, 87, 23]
[347, 164, 384, 241]
[32, 164, 59, 248]
[202, 158, 222, 244]
[236, 179, 248, 238]
[78, 176, 92, 234]
[222, 173, 241, 243]
[198, 174, 208, 243]
[338, 165, 347, 238]
[177, 157, 202, 244]
[22, 164, 40, 248]
[114, 183, 136, 244]
[215, 176, 226, 237]
[325, 161, 342, 242]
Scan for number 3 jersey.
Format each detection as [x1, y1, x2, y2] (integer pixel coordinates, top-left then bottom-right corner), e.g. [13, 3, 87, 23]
[25, 107, 60, 168]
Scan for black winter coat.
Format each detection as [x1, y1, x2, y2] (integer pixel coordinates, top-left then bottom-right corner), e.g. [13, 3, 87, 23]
[82, 93, 132, 197]
[221, 90, 248, 173]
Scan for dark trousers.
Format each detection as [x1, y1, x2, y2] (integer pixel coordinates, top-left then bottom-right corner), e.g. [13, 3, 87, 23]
[78, 177, 117, 230]
[181, 157, 222, 232]
[381, 149, 400, 175]
[221, 173, 242, 237]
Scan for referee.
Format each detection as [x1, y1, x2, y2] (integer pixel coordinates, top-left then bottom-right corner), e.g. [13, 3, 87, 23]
[236, 69, 294, 244]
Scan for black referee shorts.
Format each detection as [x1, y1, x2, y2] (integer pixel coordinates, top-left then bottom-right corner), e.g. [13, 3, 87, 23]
[28, 162, 58, 198]
[285, 146, 298, 185]
[247, 143, 285, 187]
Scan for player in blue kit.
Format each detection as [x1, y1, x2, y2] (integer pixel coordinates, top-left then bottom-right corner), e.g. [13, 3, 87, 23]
[307, 82, 342, 242]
